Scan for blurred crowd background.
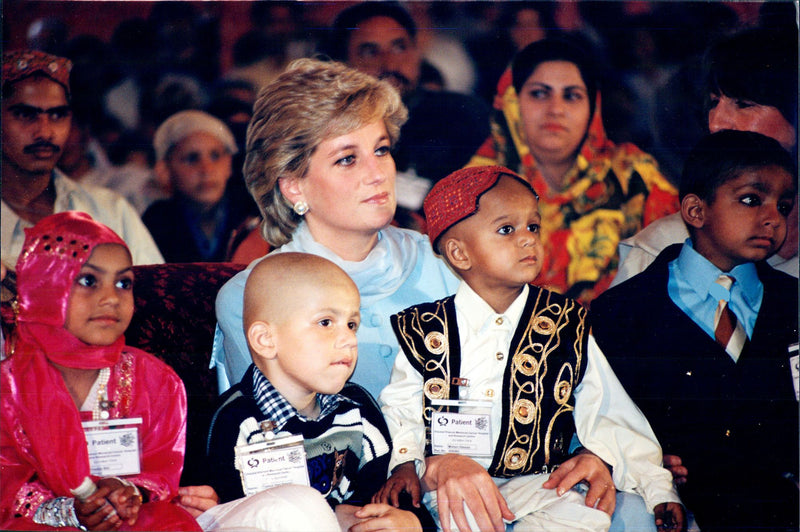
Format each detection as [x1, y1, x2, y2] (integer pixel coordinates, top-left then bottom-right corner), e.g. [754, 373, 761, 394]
[3, 1, 795, 195]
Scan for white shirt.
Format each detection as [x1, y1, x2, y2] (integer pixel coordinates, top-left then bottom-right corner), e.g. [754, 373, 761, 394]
[379, 282, 681, 512]
[1, 170, 164, 269]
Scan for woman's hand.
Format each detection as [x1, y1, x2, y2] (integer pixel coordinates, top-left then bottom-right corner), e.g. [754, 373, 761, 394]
[350, 503, 422, 532]
[542, 450, 616, 516]
[175, 485, 220, 517]
[73, 481, 124, 531]
[98, 477, 142, 526]
[372, 462, 421, 508]
[422, 454, 514, 532]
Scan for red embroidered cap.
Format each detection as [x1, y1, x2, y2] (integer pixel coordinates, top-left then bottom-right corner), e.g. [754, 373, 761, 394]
[2, 49, 72, 96]
[424, 165, 538, 253]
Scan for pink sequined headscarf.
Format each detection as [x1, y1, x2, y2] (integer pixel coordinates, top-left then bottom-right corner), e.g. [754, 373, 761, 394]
[15, 211, 128, 369]
[3, 212, 130, 498]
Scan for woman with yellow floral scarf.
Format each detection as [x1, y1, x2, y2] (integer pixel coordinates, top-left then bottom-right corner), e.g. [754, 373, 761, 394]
[468, 37, 678, 304]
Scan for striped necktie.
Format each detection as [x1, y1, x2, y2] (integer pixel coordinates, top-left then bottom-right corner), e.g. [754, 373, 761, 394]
[713, 275, 747, 362]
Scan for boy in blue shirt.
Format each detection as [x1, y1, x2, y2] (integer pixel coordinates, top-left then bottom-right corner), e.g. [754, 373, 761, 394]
[592, 130, 798, 531]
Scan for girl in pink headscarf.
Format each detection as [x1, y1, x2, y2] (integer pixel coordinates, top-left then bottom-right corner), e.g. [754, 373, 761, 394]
[1, 212, 200, 531]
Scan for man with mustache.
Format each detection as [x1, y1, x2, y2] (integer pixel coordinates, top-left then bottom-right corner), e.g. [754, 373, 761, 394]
[1, 50, 163, 270]
[323, 2, 491, 228]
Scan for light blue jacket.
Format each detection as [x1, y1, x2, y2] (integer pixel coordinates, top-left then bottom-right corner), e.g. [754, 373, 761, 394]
[211, 223, 459, 399]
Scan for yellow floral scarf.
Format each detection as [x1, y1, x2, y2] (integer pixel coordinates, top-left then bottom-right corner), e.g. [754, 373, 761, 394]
[468, 69, 679, 304]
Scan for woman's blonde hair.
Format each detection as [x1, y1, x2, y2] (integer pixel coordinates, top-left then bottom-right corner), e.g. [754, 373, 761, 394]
[244, 58, 408, 247]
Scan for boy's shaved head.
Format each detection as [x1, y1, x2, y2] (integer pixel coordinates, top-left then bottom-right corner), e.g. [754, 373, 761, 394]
[244, 252, 361, 415]
[243, 252, 356, 331]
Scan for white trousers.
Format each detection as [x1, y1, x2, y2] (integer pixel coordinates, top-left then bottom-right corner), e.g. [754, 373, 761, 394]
[196, 485, 340, 532]
[426, 473, 612, 531]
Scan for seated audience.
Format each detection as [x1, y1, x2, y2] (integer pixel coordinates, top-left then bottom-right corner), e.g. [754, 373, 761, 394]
[1, 50, 163, 269]
[143, 110, 249, 263]
[212, 58, 459, 397]
[322, 1, 491, 225]
[613, 26, 798, 284]
[200, 252, 428, 531]
[592, 131, 798, 531]
[100, 129, 169, 216]
[0, 212, 199, 531]
[467, 37, 679, 304]
[378, 166, 684, 531]
[56, 112, 113, 185]
[467, 1, 555, 104]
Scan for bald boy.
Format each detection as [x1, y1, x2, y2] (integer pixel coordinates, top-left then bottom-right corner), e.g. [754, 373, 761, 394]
[204, 252, 429, 530]
[244, 252, 361, 418]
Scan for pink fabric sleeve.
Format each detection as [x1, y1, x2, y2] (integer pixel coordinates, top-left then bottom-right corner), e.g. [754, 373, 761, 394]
[114, 348, 188, 502]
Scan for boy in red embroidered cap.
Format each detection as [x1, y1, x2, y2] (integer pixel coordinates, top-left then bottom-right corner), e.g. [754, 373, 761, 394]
[376, 166, 684, 532]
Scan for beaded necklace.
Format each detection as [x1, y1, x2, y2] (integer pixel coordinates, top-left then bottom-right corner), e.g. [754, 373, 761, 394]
[92, 367, 112, 420]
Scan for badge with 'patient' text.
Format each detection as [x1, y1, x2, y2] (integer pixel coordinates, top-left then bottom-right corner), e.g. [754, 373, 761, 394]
[82, 417, 142, 476]
[430, 399, 493, 457]
[235, 434, 309, 496]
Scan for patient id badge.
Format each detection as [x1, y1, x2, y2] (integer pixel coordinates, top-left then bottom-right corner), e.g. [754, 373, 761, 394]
[235, 434, 309, 496]
[82, 418, 142, 477]
[789, 343, 798, 401]
[430, 399, 493, 457]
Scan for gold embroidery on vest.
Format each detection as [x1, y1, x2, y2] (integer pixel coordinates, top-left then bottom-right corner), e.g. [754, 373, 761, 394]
[504, 447, 528, 470]
[394, 300, 454, 431]
[396, 291, 585, 477]
[513, 399, 535, 424]
[491, 291, 586, 477]
[424, 331, 447, 354]
[424, 378, 448, 400]
[532, 315, 556, 335]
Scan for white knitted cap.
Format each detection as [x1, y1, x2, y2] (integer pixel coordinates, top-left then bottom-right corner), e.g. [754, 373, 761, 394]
[153, 110, 238, 161]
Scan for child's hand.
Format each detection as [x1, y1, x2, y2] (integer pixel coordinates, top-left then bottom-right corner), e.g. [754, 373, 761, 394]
[175, 485, 220, 517]
[542, 450, 616, 516]
[73, 483, 122, 531]
[654, 502, 686, 532]
[351, 503, 422, 532]
[372, 462, 421, 508]
[423, 454, 514, 532]
[97, 477, 142, 526]
[663, 455, 688, 485]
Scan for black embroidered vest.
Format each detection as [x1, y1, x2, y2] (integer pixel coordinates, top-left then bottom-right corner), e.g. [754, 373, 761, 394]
[390, 287, 588, 478]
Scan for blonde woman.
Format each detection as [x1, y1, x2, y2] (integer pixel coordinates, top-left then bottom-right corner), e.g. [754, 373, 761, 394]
[212, 58, 458, 398]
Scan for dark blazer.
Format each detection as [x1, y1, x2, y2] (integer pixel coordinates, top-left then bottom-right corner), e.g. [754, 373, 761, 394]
[592, 244, 798, 530]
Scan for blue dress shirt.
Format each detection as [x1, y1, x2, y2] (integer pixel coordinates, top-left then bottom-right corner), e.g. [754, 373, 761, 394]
[667, 239, 763, 341]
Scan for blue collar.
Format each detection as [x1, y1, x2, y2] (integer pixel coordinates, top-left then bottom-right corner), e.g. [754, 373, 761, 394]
[676, 239, 761, 310]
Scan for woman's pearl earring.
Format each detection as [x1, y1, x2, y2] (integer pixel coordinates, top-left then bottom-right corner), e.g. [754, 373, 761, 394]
[293, 201, 309, 216]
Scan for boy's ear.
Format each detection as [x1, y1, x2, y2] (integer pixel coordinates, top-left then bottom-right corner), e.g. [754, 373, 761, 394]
[681, 194, 706, 229]
[154, 160, 171, 185]
[278, 175, 304, 205]
[443, 237, 471, 272]
[247, 321, 278, 360]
